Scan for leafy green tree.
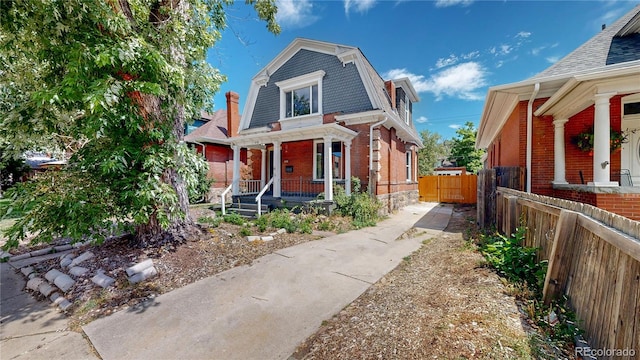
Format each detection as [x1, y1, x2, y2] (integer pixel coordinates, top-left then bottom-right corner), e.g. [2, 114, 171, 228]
[0, 0, 279, 248]
[417, 129, 448, 175]
[450, 121, 485, 174]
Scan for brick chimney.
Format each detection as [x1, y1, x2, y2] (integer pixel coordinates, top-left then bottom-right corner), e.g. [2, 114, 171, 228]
[385, 80, 396, 109]
[226, 91, 240, 138]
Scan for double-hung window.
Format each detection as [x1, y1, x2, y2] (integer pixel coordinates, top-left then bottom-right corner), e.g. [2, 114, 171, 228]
[406, 150, 412, 182]
[314, 140, 343, 180]
[276, 70, 325, 123]
[285, 85, 318, 118]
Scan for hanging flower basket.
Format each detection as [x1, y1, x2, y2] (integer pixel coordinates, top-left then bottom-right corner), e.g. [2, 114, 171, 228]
[571, 126, 628, 153]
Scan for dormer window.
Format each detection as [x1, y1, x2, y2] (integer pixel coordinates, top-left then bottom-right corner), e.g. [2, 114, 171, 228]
[286, 85, 318, 118]
[276, 70, 325, 121]
[404, 93, 411, 125]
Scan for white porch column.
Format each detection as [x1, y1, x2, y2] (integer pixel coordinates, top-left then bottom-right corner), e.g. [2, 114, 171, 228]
[324, 136, 333, 201]
[552, 119, 569, 184]
[273, 141, 282, 197]
[590, 92, 618, 186]
[345, 141, 352, 196]
[232, 145, 240, 195]
[260, 148, 267, 188]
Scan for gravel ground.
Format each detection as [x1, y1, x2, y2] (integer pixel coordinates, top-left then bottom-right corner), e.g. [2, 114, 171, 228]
[291, 204, 540, 359]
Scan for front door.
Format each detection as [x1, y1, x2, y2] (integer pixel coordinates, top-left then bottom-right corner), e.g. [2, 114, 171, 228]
[621, 117, 640, 186]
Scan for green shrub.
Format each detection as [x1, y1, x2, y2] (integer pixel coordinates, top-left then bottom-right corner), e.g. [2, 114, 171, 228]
[223, 212, 245, 226]
[239, 226, 252, 237]
[329, 177, 381, 229]
[197, 216, 221, 227]
[480, 226, 547, 292]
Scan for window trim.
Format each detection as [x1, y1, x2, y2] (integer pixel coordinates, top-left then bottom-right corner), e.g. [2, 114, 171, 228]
[406, 149, 412, 182]
[276, 70, 325, 121]
[313, 139, 344, 181]
[405, 93, 411, 125]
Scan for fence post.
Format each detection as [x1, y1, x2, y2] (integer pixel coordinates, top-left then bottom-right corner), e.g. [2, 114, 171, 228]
[543, 209, 579, 304]
[504, 195, 518, 237]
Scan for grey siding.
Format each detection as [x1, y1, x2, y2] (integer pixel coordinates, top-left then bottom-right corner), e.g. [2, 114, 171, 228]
[249, 49, 374, 129]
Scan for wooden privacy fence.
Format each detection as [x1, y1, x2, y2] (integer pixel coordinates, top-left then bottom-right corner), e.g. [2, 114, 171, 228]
[497, 187, 640, 357]
[418, 174, 477, 204]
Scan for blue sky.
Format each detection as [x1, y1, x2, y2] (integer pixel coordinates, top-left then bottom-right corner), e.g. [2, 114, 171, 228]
[208, 0, 639, 140]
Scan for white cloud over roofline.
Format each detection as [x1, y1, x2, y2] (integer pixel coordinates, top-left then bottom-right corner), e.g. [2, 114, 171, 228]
[276, 0, 319, 29]
[383, 62, 488, 101]
[344, 0, 377, 15]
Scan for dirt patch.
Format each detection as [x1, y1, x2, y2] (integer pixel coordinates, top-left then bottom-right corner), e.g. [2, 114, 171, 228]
[291, 204, 540, 359]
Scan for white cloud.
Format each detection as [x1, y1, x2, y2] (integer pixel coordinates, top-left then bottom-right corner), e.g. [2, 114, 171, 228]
[276, 0, 319, 29]
[545, 55, 560, 64]
[490, 44, 512, 56]
[516, 31, 531, 39]
[449, 124, 462, 129]
[415, 116, 428, 124]
[435, 54, 459, 69]
[383, 62, 488, 101]
[435, 0, 474, 8]
[344, 0, 377, 15]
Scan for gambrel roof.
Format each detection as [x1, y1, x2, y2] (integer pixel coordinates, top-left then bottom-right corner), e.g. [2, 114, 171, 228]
[238, 38, 421, 146]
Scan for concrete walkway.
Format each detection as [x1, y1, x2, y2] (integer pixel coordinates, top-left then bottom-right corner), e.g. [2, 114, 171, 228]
[0, 262, 98, 360]
[83, 202, 452, 360]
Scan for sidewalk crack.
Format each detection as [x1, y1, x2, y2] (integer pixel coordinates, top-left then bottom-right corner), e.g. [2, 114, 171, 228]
[332, 272, 373, 285]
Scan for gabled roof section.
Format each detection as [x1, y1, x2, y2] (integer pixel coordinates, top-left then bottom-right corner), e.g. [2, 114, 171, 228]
[392, 78, 420, 102]
[533, 5, 640, 79]
[185, 109, 229, 144]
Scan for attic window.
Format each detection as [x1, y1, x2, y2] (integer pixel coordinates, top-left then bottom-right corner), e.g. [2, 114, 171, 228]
[276, 70, 325, 120]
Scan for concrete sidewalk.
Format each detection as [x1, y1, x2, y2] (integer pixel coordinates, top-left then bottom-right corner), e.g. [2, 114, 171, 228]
[84, 202, 452, 360]
[0, 262, 98, 360]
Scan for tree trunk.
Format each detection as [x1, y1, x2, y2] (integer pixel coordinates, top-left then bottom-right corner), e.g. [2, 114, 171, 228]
[122, 0, 202, 247]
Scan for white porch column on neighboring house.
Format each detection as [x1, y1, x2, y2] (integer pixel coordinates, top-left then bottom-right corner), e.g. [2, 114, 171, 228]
[324, 136, 333, 201]
[345, 141, 352, 196]
[232, 144, 240, 195]
[590, 92, 618, 186]
[273, 141, 282, 197]
[552, 119, 569, 184]
[260, 148, 267, 189]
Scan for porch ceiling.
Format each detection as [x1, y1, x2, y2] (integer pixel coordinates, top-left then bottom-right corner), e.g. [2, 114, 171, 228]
[229, 123, 358, 147]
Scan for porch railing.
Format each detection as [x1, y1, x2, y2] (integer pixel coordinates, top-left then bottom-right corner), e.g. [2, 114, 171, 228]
[281, 177, 328, 199]
[220, 184, 233, 216]
[238, 179, 262, 195]
[256, 177, 275, 217]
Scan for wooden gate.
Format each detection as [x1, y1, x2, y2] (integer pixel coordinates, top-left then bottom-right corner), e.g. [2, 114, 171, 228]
[418, 175, 477, 204]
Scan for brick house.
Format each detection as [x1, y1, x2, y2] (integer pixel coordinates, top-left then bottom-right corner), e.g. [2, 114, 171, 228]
[185, 92, 248, 198]
[227, 38, 422, 213]
[476, 5, 640, 220]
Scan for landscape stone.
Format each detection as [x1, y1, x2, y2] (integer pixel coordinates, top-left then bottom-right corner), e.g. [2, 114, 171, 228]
[38, 282, 56, 297]
[30, 247, 53, 257]
[69, 266, 89, 277]
[9, 253, 30, 262]
[276, 228, 287, 234]
[21, 266, 35, 277]
[52, 296, 73, 311]
[246, 236, 261, 241]
[261, 236, 274, 242]
[70, 251, 95, 267]
[128, 266, 157, 284]
[92, 273, 116, 288]
[54, 244, 73, 252]
[26, 277, 45, 291]
[53, 274, 75, 292]
[45, 269, 65, 283]
[0, 251, 10, 261]
[125, 259, 154, 277]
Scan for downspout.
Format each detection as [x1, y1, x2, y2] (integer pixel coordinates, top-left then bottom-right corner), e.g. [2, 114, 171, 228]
[526, 83, 540, 193]
[369, 117, 387, 195]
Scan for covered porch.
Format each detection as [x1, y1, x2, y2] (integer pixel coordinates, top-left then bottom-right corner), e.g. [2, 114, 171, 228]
[228, 123, 358, 205]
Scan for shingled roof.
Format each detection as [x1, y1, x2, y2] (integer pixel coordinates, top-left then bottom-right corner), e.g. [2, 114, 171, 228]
[184, 109, 229, 143]
[532, 5, 640, 79]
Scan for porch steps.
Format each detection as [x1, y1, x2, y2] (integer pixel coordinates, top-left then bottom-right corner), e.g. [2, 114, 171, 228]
[226, 201, 270, 218]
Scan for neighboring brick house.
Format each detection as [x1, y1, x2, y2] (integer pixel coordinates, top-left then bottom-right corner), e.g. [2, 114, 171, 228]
[476, 5, 640, 220]
[227, 38, 422, 213]
[185, 92, 248, 197]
